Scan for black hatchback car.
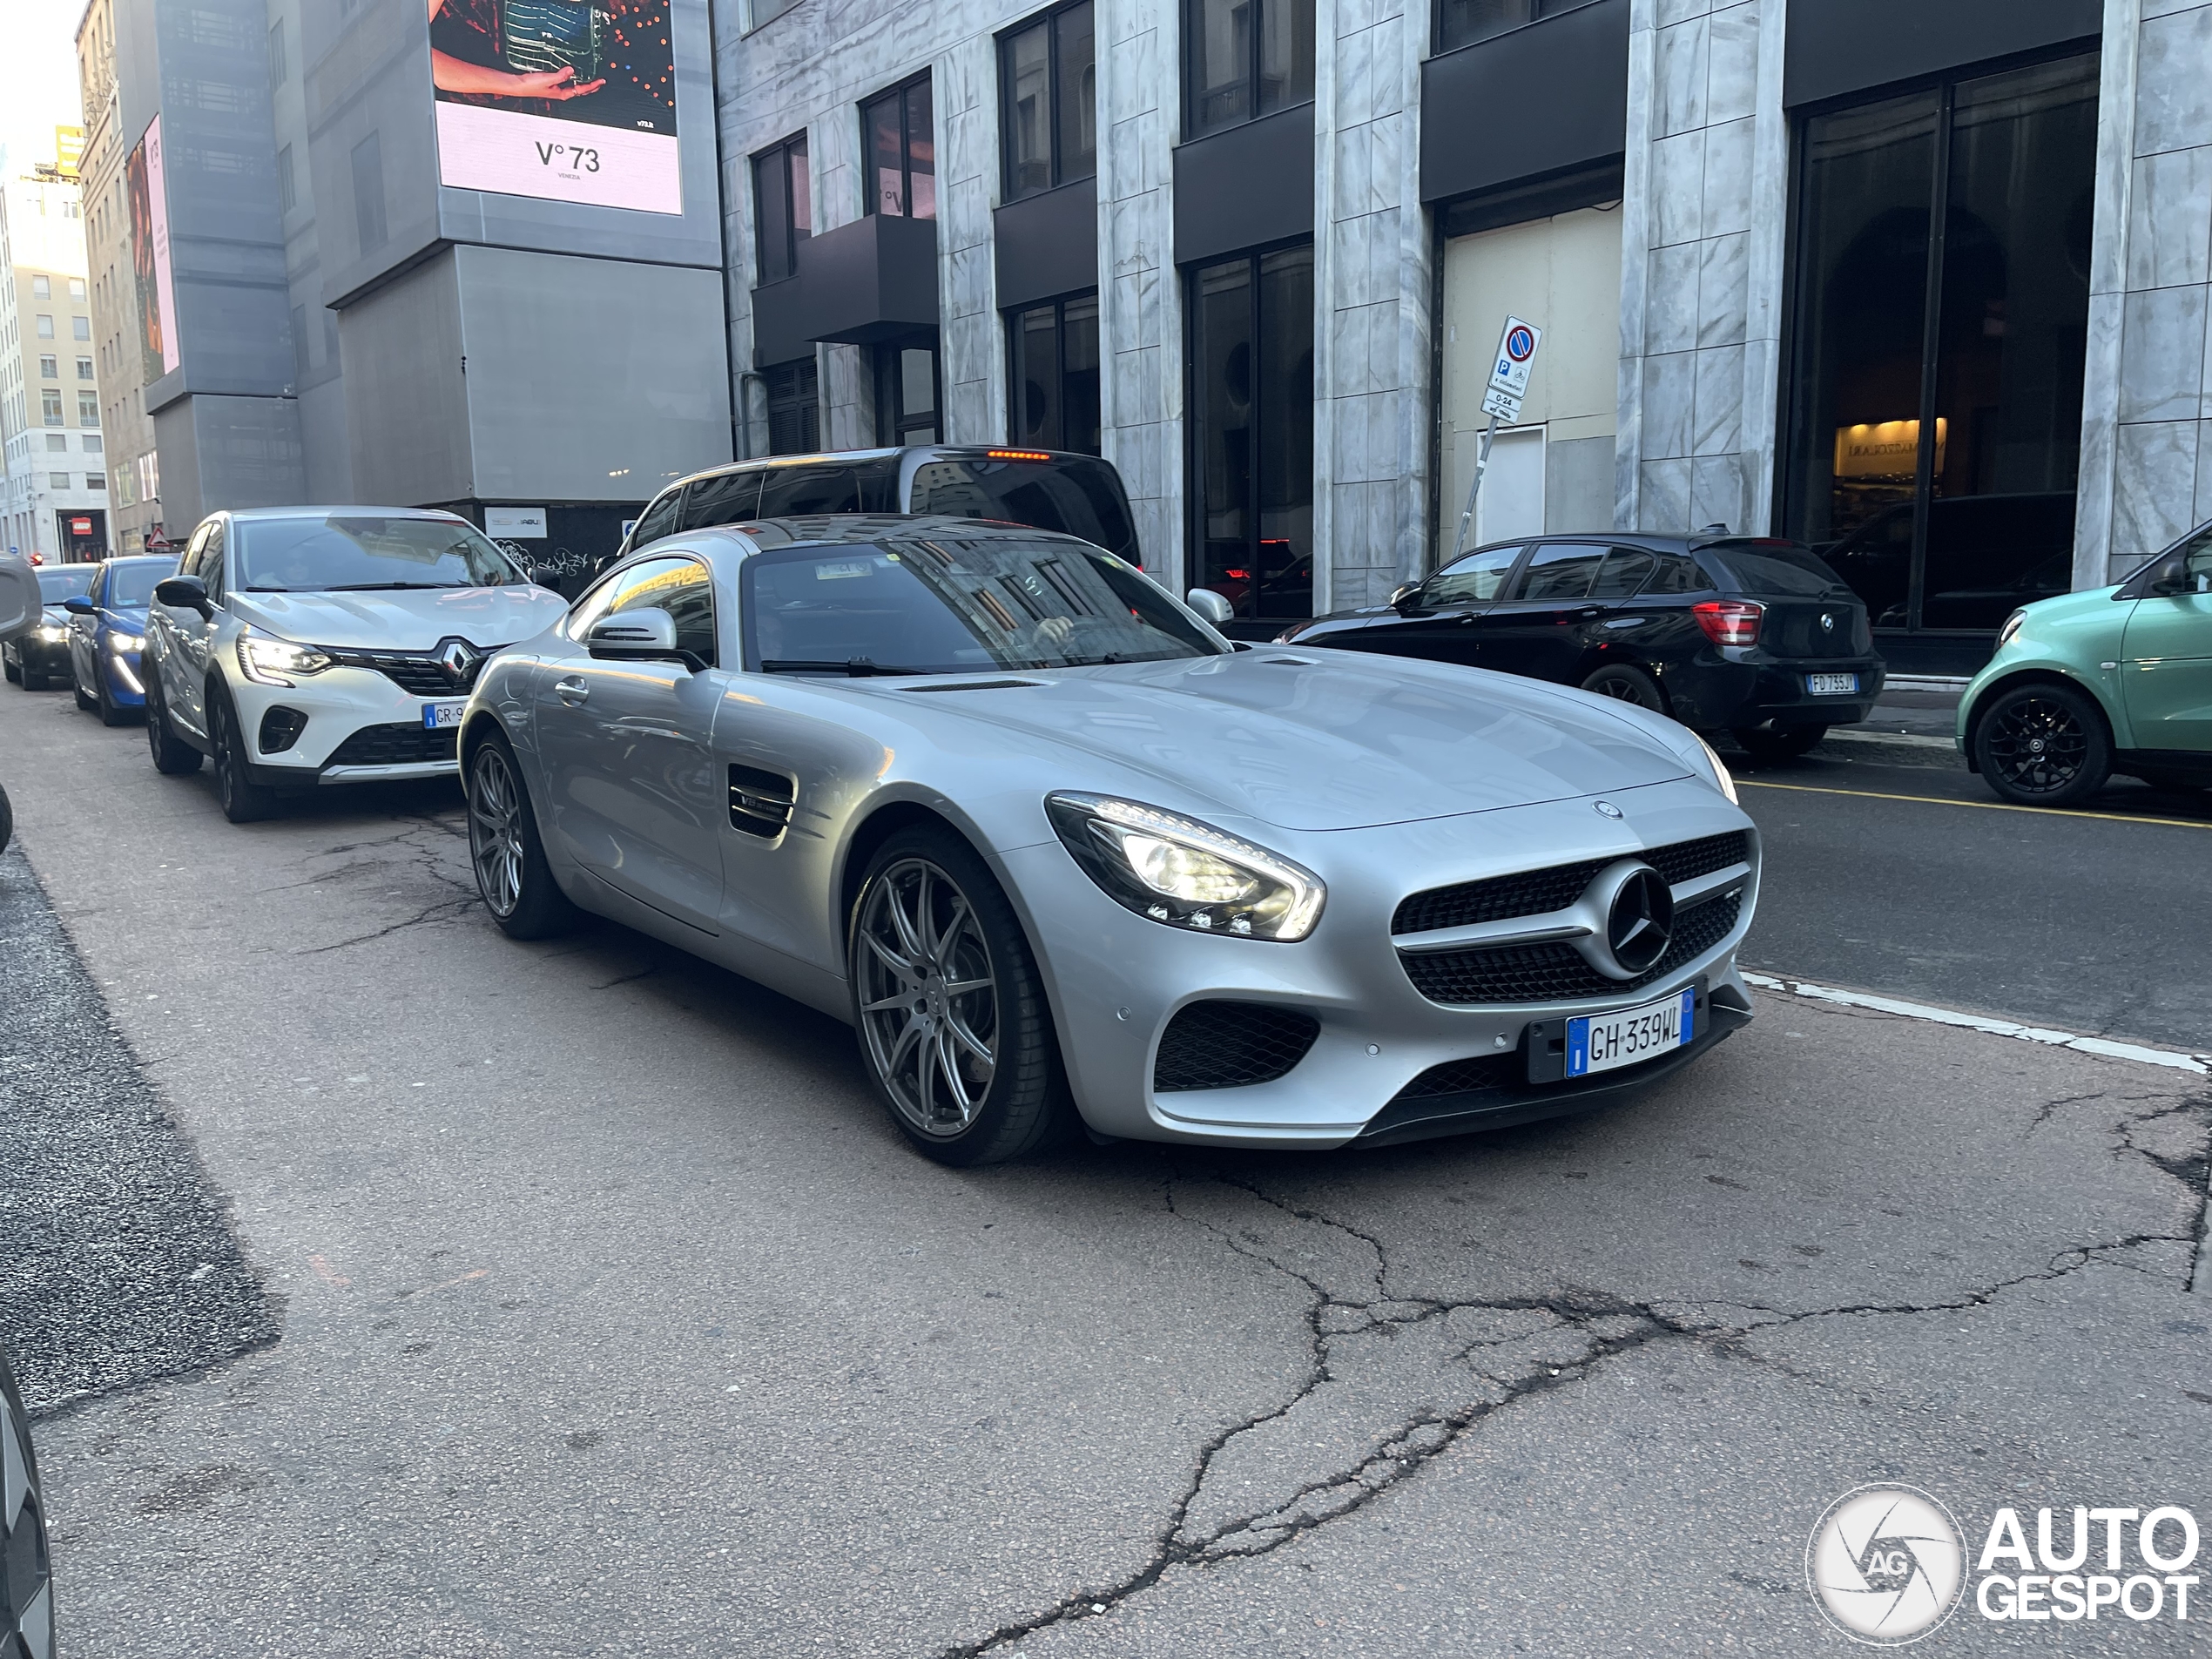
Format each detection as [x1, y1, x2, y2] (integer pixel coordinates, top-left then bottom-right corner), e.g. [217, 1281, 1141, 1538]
[1278, 533, 1885, 758]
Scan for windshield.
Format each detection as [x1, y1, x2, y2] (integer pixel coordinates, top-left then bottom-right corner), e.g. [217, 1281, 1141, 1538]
[105, 559, 175, 608]
[1697, 539, 1852, 597]
[741, 536, 1223, 676]
[37, 567, 94, 604]
[908, 457, 1139, 558]
[234, 515, 527, 592]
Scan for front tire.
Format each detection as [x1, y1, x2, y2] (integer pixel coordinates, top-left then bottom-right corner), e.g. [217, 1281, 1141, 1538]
[1580, 663, 1666, 711]
[1731, 725, 1828, 761]
[73, 669, 96, 711]
[466, 732, 577, 940]
[209, 686, 280, 823]
[97, 661, 129, 726]
[849, 826, 1071, 1166]
[145, 669, 204, 775]
[1972, 683, 2111, 807]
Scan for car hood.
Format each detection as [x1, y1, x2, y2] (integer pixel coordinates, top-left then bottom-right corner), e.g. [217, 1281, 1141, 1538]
[227, 586, 568, 651]
[871, 651, 1696, 832]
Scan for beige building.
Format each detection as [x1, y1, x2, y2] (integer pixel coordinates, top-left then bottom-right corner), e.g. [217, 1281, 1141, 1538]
[0, 138, 111, 563]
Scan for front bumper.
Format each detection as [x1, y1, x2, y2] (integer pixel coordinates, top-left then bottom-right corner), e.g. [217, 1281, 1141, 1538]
[14, 633, 72, 678]
[1003, 777, 1758, 1150]
[228, 663, 463, 789]
[1662, 654, 1885, 732]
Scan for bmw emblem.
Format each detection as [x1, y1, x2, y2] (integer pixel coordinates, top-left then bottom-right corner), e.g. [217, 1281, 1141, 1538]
[1819, 611, 1836, 633]
[1595, 801, 1624, 819]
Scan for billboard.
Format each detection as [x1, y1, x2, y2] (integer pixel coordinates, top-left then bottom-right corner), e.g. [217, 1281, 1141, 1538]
[428, 0, 681, 215]
[125, 118, 180, 382]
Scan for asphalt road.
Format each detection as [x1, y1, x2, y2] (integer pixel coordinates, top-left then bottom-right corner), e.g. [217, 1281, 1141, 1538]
[0, 681, 2208, 1657]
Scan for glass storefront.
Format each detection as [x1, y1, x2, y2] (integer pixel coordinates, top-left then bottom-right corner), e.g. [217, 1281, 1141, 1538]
[1190, 244, 1314, 618]
[1781, 53, 2099, 635]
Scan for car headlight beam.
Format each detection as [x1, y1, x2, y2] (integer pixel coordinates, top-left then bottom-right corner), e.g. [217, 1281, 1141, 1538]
[237, 627, 334, 688]
[1997, 608, 2026, 647]
[1046, 793, 1325, 941]
[1689, 733, 1740, 805]
[110, 632, 145, 653]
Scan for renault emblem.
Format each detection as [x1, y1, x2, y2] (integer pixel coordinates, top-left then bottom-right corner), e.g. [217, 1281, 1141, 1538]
[436, 638, 482, 685]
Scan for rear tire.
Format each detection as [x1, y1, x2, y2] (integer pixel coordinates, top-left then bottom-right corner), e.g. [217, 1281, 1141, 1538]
[0, 783, 12, 855]
[1580, 663, 1666, 711]
[466, 732, 577, 940]
[849, 826, 1073, 1166]
[210, 686, 280, 823]
[1972, 682, 2111, 808]
[145, 670, 204, 776]
[1731, 725, 1828, 761]
[3, 651, 17, 684]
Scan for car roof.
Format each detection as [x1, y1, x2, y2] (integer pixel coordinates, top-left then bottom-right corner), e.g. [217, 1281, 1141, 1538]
[655, 444, 1105, 496]
[656, 513, 1099, 556]
[102, 552, 174, 565]
[219, 505, 468, 523]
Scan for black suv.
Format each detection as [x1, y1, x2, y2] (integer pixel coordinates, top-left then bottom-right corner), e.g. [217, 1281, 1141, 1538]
[1278, 534, 1885, 759]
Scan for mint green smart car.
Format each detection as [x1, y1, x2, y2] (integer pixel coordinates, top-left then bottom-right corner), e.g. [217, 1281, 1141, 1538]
[1959, 523, 2212, 806]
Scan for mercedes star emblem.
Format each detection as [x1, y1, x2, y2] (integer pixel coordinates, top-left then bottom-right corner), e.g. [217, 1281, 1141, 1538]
[1595, 801, 1624, 819]
[1603, 866, 1676, 976]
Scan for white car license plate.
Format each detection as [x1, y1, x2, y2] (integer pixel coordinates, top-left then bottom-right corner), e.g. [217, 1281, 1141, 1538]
[1567, 988, 1696, 1078]
[1807, 671, 1859, 696]
[421, 699, 468, 731]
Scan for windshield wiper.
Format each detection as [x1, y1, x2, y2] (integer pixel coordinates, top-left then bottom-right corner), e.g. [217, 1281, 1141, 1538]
[324, 582, 471, 591]
[759, 658, 922, 678]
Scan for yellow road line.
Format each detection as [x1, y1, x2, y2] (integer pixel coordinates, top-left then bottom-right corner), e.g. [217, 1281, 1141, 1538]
[1737, 778, 2212, 830]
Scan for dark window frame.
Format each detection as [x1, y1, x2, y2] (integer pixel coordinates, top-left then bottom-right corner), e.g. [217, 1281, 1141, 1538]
[751, 132, 811, 286]
[762, 357, 821, 455]
[1432, 0, 1602, 57]
[875, 336, 942, 446]
[860, 72, 935, 220]
[1006, 288, 1102, 455]
[998, 0, 1097, 202]
[1181, 0, 1315, 139]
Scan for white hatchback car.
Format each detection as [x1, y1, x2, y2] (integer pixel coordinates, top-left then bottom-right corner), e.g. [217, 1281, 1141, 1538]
[144, 508, 570, 821]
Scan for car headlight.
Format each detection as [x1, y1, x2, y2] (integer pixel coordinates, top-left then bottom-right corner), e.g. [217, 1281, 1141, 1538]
[1997, 609, 2026, 647]
[1687, 733, 1739, 805]
[35, 624, 66, 642]
[110, 632, 145, 653]
[1046, 793, 1325, 941]
[237, 627, 334, 687]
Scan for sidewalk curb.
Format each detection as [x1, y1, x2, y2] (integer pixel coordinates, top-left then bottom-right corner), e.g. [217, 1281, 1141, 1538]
[1742, 972, 2210, 1076]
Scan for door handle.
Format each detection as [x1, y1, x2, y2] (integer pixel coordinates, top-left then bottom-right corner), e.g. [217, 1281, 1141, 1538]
[554, 676, 590, 705]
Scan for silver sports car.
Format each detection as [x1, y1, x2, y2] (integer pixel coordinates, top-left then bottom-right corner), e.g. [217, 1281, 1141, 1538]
[458, 516, 1761, 1164]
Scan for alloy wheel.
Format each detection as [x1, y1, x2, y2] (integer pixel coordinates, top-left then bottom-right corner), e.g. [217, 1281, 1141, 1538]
[1985, 694, 2087, 795]
[469, 747, 527, 918]
[855, 857, 1000, 1138]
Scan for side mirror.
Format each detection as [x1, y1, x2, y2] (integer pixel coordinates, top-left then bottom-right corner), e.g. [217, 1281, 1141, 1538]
[154, 574, 212, 617]
[531, 566, 564, 591]
[1184, 588, 1235, 626]
[1390, 582, 1425, 613]
[587, 607, 693, 670]
[62, 596, 95, 616]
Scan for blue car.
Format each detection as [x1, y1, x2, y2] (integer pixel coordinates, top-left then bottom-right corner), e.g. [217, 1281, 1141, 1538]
[64, 552, 176, 725]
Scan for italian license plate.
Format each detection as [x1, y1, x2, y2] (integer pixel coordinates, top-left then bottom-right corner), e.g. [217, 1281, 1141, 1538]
[1567, 988, 1696, 1078]
[1807, 671, 1859, 696]
[421, 699, 468, 731]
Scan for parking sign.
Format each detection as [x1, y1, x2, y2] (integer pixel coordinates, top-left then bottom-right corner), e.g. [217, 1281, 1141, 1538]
[1487, 316, 1542, 404]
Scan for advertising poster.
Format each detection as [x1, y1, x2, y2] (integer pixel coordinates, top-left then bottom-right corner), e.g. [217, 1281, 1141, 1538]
[126, 118, 181, 382]
[428, 0, 681, 215]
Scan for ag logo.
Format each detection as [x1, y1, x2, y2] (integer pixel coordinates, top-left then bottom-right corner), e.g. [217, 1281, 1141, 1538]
[1806, 1486, 1966, 1645]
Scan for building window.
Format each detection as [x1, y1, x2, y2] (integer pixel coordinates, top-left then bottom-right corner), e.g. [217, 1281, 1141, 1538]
[861, 75, 934, 219]
[30, 275, 48, 299]
[748, 0, 801, 26]
[67, 278, 85, 301]
[1001, 1, 1096, 202]
[44, 434, 65, 454]
[87, 473, 105, 491]
[71, 316, 89, 341]
[1436, 0, 1586, 54]
[352, 132, 388, 255]
[278, 144, 296, 213]
[42, 389, 63, 427]
[763, 357, 819, 454]
[752, 134, 811, 284]
[38, 356, 55, 379]
[75, 357, 91, 380]
[268, 17, 287, 88]
[78, 393, 98, 427]
[875, 340, 940, 444]
[35, 315, 53, 339]
[1184, 0, 1313, 137]
[1008, 293, 1101, 454]
[82, 435, 102, 453]
[1781, 52, 2100, 634]
[50, 473, 69, 489]
[1190, 243, 1313, 618]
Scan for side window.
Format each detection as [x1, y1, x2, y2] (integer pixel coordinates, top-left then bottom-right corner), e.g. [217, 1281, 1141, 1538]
[200, 523, 228, 604]
[681, 469, 763, 530]
[1588, 546, 1659, 599]
[629, 485, 686, 550]
[575, 555, 718, 666]
[1426, 544, 1521, 608]
[1513, 543, 1608, 603]
[758, 464, 860, 517]
[1642, 551, 1708, 595]
[179, 523, 212, 581]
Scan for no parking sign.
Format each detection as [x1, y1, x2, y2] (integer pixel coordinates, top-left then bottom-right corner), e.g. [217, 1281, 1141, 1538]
[1485, 316, 1542, 418]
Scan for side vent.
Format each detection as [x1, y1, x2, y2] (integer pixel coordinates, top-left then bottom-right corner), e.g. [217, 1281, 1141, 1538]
[729, 764, 796, 840]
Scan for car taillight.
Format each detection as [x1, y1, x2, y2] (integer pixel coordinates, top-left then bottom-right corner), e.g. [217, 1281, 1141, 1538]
[1692, 600, 1764, 647]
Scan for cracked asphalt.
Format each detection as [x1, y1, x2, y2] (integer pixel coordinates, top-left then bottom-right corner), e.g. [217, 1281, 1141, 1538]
[0, 684, 2208, 1656]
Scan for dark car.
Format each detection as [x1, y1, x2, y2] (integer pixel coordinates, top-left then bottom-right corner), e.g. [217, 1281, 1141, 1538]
[64, 552, 176, 725]
[1, 1345, 53, 1658]
[3, 564, 94, 692]
[615, 445, 1141, 582]
[1278, 534, 1885, 759]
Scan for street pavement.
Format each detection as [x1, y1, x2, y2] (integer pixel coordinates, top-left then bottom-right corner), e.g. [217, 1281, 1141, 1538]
[0, 680, 2207, 1657]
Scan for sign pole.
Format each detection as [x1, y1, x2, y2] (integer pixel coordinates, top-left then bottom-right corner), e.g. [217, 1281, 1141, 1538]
[1447, 412, 1500, 568]
[1433, 314, 1542, 577]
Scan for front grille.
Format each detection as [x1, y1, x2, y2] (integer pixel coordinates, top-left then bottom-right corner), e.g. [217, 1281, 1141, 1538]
[1401, 892, 1742, 1006]
[323, 723, 459, 768]
[1153, 1001, 1320, 1093]
[1393, 1054, 1516, 1102]
[327, 644, 502, 696]
[1392, 831, 1750, 936]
